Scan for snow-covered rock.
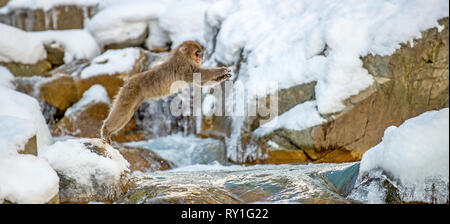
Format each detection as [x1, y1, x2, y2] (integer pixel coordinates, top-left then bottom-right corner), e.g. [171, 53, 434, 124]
[0, 66, 14, 89]
[201, 0, 449, 163]
[0, 23, 100, 65]
[0, 86, 58, 204]
[40, 138, 131, 203]
[348, 108, 449, 203]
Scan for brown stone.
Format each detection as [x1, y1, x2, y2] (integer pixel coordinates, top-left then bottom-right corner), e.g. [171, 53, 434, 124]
[118, 146, 174, 172]
[52, 101, 143, 142]
[39, 75, 79, 111]
[21, 135, 37, 156]
[1, 60, 52, 77]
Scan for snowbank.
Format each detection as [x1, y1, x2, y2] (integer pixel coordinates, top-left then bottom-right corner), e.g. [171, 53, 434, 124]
[86, 0, 214, 49]
[0, 87, 52, 150]
[360, 108, 449, 185]
[64, 84, 110, 117]
[86, 0, 171, 47]
[0, 23, 100, 64]
[80, 48, 142, 79]
[254, 101, 326, 136]
[0, 0, 100, 12]
[0, 153, 59, 204]
[354, 108, 449, 203]
[40, 138, 129, 188]
[0, 94, 58, 204]
[0, 66, 15, 89]
[205, 0, 449, 115]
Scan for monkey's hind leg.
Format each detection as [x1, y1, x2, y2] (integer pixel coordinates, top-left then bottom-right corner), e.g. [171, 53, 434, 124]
[101, 86, 143, 144]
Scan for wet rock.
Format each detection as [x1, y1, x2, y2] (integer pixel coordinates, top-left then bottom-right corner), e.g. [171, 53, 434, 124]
[118, 146, 174, 172]
[319, 163, 360, 196]
[0, 5, 98, 31]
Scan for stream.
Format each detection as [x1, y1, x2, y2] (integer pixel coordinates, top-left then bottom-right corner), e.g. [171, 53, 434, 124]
[118, 134, 359, 204]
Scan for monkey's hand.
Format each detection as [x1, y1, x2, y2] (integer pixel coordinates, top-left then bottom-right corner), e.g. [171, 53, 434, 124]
[214, 67, 232, 82]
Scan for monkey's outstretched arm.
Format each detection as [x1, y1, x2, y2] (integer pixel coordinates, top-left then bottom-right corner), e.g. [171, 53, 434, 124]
[198, 67, 231, 83]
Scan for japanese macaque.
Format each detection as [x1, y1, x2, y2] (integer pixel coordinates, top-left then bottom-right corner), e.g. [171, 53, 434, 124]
[101, 41, 231, 143]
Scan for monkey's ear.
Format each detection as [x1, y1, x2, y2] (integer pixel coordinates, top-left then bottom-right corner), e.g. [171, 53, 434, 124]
[180, 45, 188, 54]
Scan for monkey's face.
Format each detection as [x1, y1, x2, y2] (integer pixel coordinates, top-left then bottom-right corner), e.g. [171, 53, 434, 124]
[194, 49, 202, 64]
[178, 41, 204, 65]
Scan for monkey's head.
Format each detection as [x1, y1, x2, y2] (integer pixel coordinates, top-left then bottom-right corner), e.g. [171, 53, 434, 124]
[175, 41, 204, 65]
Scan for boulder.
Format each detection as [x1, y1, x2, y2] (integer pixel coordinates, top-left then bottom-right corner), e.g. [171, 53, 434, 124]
[39, 75, 79, 111]
[251, 17, 449, 164]
[52, 85, 144, 142]
[118, 146, 174, 172]
[39, 138, 132, 204]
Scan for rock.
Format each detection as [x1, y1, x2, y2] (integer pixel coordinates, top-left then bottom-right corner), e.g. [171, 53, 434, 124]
[20, 135, 37, 156]
[319, 163, 360, 197]
[40, 138, 131, 204]
[0, 0, 8, 7]
[39, 75, 79, 111]
[105, 27, 149, 50]
[117, 181, 242, 204]
[118, 146, 174, 172]
[44, 43, 65, 66]
[250, 17, 449, 164]
[0, 5, 98, 31]
[0, 60, 52, 77]
[52, 92, 143, 142]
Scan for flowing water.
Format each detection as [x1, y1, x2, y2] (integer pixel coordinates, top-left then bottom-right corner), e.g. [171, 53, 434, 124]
[119, 134, 359, 204]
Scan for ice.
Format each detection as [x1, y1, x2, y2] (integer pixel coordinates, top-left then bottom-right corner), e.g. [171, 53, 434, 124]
[80, 48, 142, 79]
[64, 84, 110, 117]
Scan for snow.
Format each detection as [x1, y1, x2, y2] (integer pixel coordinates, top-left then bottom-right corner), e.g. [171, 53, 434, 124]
[254, 101, 326, 136]
[0, 153, 59, 204]
[0, 23, 100, 64]
[0, 0, 100, 12]
[86, 0, 171, 47]
[39, 138, 129, 188]
[0, 87, 52, 150]
[360, 108, 449, 185]
[86, 0, 215, 49]
[0, 66, 15, 89]
[80, 48, 142, 79]
[356, 108, 449, 203]
[0, 116, 37, 154]
[64, 84, 110, 117]
[205, 0, 449, 116]
[0, 93, 58, 203]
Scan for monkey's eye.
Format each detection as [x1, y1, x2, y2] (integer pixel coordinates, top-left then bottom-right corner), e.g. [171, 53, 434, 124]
[195, 51, 201, 57]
